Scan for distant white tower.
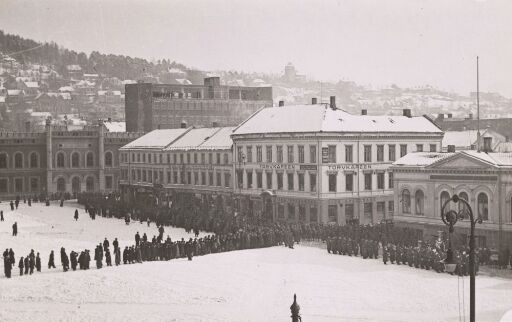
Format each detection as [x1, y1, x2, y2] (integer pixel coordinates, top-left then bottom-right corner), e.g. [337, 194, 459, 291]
[284, 63, 296, 82]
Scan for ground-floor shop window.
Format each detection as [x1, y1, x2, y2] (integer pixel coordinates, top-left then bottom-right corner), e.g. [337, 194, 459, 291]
[364, 202, 373, 224]
[345, 204, 354, 224]
[328, 205, 338, 223]
[288, 203, 296, 220]
[310, 206, 318, 222]
[0, 178, 7, 193]
[105, 176, 113, 190]
[299, 206, 306, 221]
[278, 204, 284, 219]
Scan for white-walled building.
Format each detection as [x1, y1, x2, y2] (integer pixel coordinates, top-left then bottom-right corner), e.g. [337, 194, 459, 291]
[231, 100, 444, 224]
[392, 150, 512, 249]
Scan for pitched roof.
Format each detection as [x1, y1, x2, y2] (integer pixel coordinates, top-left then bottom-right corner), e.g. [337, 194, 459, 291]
[393, 152, 455, 166]
[165, 127, 234, 151]
[24, 81, 39, 88]
[232, 105, 443, 135]
[121, 128, 189, 150]
[393, 150, 512, 168]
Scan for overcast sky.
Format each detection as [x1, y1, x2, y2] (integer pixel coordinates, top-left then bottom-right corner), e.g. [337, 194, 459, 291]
[1, 0, 511, 96]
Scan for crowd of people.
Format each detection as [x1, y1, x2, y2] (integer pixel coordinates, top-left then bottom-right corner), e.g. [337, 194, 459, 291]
[3, 191, 512, 279]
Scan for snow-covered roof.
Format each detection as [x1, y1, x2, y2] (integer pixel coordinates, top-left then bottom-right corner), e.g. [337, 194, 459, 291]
[120, 128, 189, 150]
[165, 127, 234, 151]
[24, 81, 39, 88]
[393, 150, 512, 168]
[233, 105, 443, 136]
[122, 80, 136, 85]
[168, 68, 185, 74]
[175, 79, 192, 85]
[83, 73, 99, 78]
[0, 96, 5, 103]
[442, 130, 479, 147]
[59, 86, 74, 92]
[393, 152, 455, 166]
[7, 89, 22, 96]
[66, 65, 82, 71]
[103, 121, 125, 132]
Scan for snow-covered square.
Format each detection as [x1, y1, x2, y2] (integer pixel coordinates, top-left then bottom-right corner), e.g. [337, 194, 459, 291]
[0, 201, 511, 322]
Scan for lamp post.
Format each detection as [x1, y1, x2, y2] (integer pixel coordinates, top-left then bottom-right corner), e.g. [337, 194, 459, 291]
[441, 194, 482, 322]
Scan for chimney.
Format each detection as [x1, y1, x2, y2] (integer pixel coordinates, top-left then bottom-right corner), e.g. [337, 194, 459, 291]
[447, 145, 456, 153]
[311, 97, 317, 105]
[329, 96, 336, 109]
[107, 117, 112, 122]
[278, 100, 284, 107]
[361, 109, 367, 115]
[212, 121, 219, 128]
[25, 121, 30, 132]
[180, 121, 187, 129]
[447, 113, 452, 119]
[403, 109, 412, 118]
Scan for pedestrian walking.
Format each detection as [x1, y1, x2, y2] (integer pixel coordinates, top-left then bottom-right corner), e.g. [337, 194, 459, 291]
[12, 222, 17, 236]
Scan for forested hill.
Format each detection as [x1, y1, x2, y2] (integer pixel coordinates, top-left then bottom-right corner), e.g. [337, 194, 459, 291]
[0, 30, 190, 80]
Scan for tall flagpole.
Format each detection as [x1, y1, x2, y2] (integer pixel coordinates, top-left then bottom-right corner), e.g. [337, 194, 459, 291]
[477, 56, 481, 152]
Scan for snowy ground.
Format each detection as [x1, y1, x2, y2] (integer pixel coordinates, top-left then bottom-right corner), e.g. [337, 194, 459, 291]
[1, 201, 512, 322]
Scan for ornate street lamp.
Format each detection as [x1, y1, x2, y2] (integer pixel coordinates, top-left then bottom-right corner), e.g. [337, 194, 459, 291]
[441, 194, 482, 322]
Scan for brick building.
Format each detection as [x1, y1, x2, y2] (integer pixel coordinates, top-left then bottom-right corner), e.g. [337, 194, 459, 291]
[125, 77, 273, 132]
[0, 119, 142, 199]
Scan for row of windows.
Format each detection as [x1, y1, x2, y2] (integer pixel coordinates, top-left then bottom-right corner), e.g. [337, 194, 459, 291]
[0, 177, 40, 193]
[126, 169, 231, 188]
[401, 190, 490, 221]
[232, 170, 394, 193]
[327, 172, 393, 192]
[125, 152, 230, 165]
[276, 204, 318, 223]
[236, 170, 317, 192]
[237, 145, 316, 164]
[0, 152, 40, 169]
[327, 201, 395, 224]
[237, 143, 437, 164]
[55, 151, 114, 168]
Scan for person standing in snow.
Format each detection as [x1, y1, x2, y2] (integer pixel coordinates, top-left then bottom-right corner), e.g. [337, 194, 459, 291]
[12, 222, 17, 236]
[60, 247, 69, 272]
[35, 253, 41, 272]
[9, 200, 14, 211]
[18, 256, 24, 276]
[74, 209, 79, 221]
[1, 210, 4, 221]
[4, 253, 11, 278]
[48, 250, 56, 269]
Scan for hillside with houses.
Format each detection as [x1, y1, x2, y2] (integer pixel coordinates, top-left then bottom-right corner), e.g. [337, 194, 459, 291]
[1, 30, 511, 132]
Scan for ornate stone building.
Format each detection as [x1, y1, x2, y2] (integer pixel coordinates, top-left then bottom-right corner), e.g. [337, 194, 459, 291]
[0, 119, 141, 199]
[392, 150, 512, 249]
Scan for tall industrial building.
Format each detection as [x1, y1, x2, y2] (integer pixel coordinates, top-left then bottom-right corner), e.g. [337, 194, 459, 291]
[125, 77, 273, 132]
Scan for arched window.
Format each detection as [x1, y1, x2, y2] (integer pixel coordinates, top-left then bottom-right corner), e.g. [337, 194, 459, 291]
[86, 177, 94, 192]
[71, 177, 80, 193]
[415, 190, 424, 215]
[105, 151, 113, 167]
[57, 178, 66, 192]
[14, 152, 23, 169]
[458, 192, 469, 218]
[478, 193, 489, 221]
[86, 152, 94, 167]
[56, 152, 65, 168]
[0, 153, 7, 168]
[30, 152, 38, 168]
[71, 152, 80, 168]
[440, 191, 451, 211]
[402, 189, 411, 213]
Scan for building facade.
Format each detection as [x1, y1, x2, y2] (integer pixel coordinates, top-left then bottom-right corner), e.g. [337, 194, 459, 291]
[118, 127, 235, 214]
[0, 119, 141, 199]
[230, 101, 444, 225]
[125, 77, 273, 132]
[392, 150, 512, 249]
